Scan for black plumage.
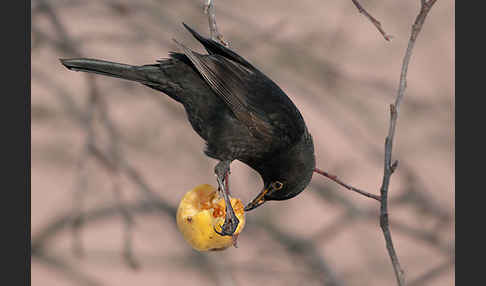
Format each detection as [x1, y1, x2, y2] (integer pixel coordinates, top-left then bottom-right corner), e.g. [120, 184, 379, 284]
[60, 23, 315, 236]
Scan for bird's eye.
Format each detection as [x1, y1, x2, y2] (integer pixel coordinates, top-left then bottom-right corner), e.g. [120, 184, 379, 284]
[272, 181, 284, 190]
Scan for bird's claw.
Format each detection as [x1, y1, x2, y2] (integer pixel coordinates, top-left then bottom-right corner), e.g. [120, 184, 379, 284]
[214, 215, 239, 236]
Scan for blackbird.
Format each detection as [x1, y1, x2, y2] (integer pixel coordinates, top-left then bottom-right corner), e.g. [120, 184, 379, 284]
[60, 23, 316, 236]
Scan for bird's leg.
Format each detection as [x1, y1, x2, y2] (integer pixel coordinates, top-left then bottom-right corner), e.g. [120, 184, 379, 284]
[203, 0, 212, 14]
[225, 171, 230, 195]
[203, 0, 229, 46]
[214, 160, 239, 236]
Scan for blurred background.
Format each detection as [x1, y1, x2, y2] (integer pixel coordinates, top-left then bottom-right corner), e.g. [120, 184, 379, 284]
[31, 0, 454, 285]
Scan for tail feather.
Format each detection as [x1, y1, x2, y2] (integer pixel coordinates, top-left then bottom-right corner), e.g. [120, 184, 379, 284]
[59, 58, 157, 86]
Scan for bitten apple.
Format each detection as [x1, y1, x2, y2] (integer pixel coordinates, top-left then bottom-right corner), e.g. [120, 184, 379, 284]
[176, 184, 246, 251]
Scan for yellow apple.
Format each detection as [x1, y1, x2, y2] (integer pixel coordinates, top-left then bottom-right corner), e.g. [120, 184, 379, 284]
[176, 184, 246, 251]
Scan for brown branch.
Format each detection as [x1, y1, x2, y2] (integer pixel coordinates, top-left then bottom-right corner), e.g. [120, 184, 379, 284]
[35, 2, 447, 285]
[351, 0, 392, 41]
[40, 0, 142, 267]
[203, 0, 229, 46]
[314, 167, 381, 201]
[311, 184, 451, 255]
[39, 0, 139, 267]
[32, 199, 328, 285]
[38, 0, 98, 260]
[32, 199, 220, 285]
[379, 1, 438, 285]
[31, 200, 176, 256]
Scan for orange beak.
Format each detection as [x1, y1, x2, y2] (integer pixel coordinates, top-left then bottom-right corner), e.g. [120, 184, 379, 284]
[244, 185, 270, 211]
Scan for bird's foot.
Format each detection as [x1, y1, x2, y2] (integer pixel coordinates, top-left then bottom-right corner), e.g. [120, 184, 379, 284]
[214, 160, 239, 236]
[214, 212, 239, 237]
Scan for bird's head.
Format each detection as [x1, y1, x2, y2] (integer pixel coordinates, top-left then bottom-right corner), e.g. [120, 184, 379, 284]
[244, 131, 315, 211]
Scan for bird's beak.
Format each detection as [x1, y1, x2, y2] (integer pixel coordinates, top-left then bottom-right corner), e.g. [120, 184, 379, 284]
[244, 185, 271, 211]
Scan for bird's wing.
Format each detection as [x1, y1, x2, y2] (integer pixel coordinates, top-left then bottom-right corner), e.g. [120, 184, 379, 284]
[182, 23, 255, 70]
[173, 37, 305, 146]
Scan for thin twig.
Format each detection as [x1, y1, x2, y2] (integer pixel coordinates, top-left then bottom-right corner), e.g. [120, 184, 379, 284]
[203, 0, 229, 46]
[351, 0, 392, 41]
[38, 0, 98, 259]
[40, 0, 140, 267]
[31, 200, 176, 255]
[379, 1, 438, 285]
[31, 199, 224, 285]
[39, 0, 139, 266]
[314, 168, 381, 201]
[311, 184, 450, 255]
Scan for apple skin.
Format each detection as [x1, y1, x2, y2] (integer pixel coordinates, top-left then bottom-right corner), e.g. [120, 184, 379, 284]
[176, 184, 246, 251]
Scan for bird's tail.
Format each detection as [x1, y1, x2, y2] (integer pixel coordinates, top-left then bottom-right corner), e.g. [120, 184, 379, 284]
[60, 58, 159, 86]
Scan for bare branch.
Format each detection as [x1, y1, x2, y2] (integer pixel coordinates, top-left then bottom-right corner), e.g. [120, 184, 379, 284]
[351, 0, 392, 41]
[38, 0, 139, 267]
[314, 168, 381, 201]
[379, 1, 438, 285]
[34, 1, 449, 285]
[311, 184, 451, 255]
[37, 0, 98, 260]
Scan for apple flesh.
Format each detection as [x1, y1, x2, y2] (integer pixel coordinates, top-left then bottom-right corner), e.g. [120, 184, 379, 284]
[176, 184, 246, 251]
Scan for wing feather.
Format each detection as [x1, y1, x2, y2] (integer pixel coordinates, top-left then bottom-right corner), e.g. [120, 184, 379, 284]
[173, 25, 306, 146]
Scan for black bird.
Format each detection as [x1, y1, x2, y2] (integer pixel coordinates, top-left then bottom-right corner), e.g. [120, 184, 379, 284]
[60, 23, 316, 236]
